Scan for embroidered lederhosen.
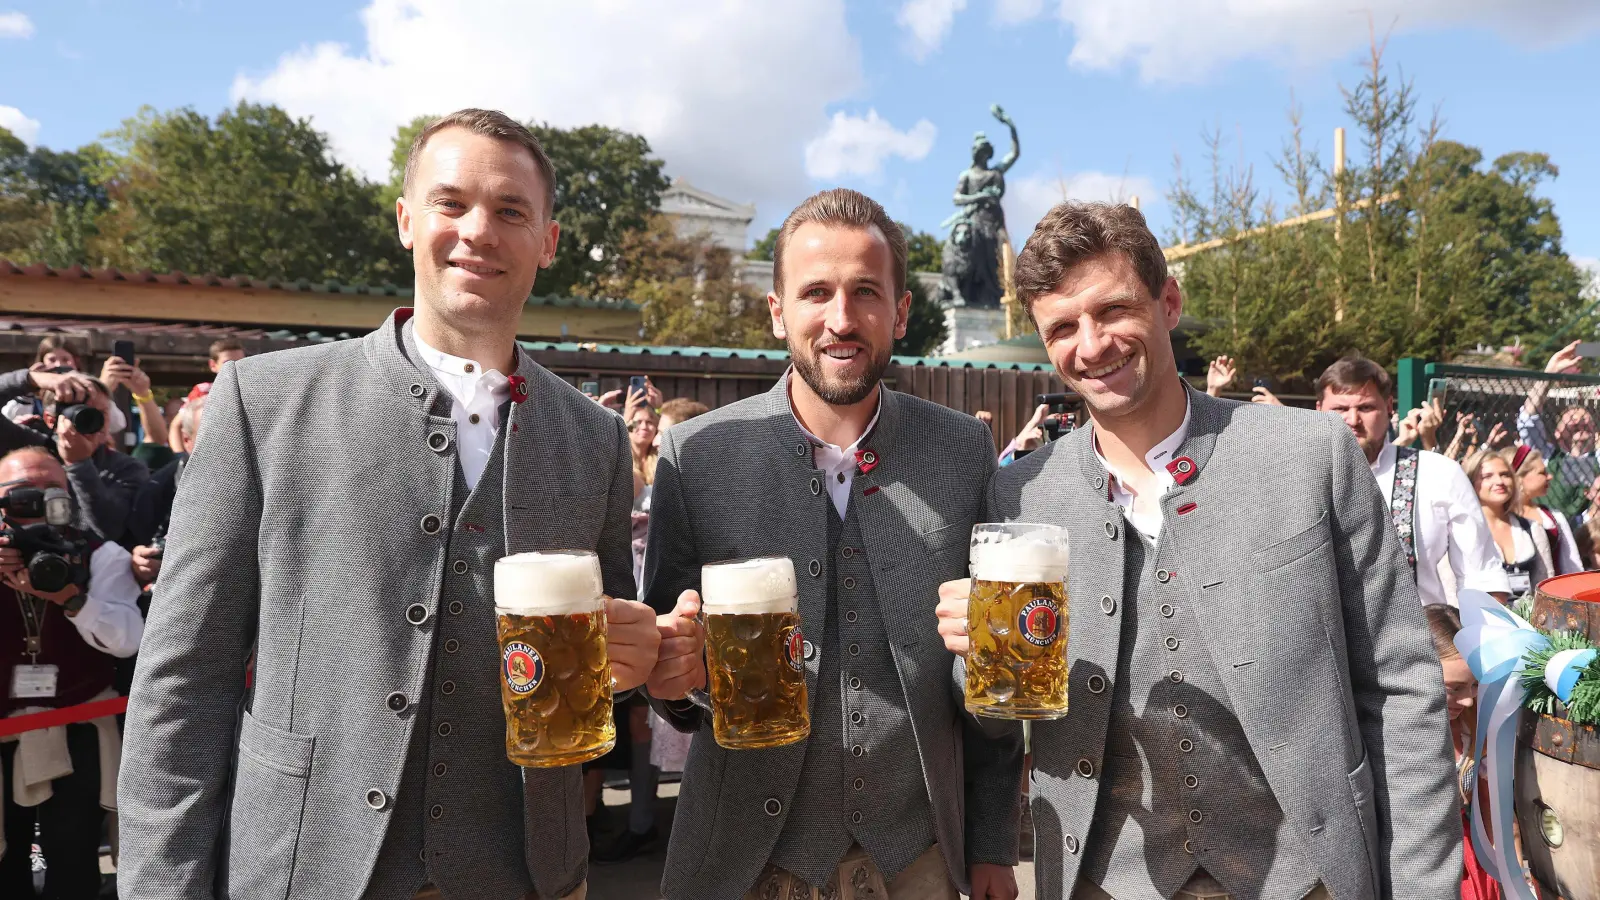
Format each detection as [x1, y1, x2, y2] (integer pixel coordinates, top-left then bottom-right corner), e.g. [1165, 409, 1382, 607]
[1390, 446, 1421, 576]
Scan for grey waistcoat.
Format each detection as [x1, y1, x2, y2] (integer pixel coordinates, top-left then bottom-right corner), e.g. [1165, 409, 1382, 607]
[1084, 527, 1317, 900]
[362, 405, 525, 900]
[769, 499, 938, 886]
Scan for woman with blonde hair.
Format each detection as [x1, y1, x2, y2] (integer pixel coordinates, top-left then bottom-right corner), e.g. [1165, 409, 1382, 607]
[1511, 444, 1582, 574]
[1465, 447, 1554, 601]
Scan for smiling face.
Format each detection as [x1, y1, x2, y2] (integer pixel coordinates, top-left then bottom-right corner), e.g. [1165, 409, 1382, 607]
[1030, 251, 1181, 423]
[398, 127, 560, 331]
[1477, 455, 1516, 511]
[770, 222, 909, 408]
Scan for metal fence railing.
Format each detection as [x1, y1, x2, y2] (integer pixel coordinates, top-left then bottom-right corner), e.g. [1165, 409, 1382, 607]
[1396, 359, 1600, 519]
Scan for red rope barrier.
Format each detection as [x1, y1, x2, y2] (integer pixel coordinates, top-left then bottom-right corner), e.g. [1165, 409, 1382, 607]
[0, 696, 128, 738]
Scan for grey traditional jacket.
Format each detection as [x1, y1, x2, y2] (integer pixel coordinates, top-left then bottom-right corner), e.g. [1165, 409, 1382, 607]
[987, 389, 1462, 900]
[643, 375, 1025, 900]
[117, 310, 636, 900]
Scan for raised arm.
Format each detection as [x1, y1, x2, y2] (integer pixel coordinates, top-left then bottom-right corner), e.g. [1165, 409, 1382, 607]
[991, 104, 1019, 173]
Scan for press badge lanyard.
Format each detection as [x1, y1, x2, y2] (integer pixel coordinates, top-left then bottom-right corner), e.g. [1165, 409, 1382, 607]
[11, 591, 59, 699]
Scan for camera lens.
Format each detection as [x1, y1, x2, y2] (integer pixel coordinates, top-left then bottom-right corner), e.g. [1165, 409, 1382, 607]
[28, 555, 72, 594]
[62, 404, 105, 435]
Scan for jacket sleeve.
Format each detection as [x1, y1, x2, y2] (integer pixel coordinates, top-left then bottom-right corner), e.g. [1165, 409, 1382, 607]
[641, 427, 707, 733]
[961, 440, 1026, 867]
[68, 449, 149, 543]
[0, 368, 35, 404]
[598, 414, 637, 605]
[1327, 418, 1462, 898]
[116, 364, 262, 900]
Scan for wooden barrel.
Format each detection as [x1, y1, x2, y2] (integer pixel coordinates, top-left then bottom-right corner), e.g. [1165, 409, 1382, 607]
[1517, 573, 1600, 899]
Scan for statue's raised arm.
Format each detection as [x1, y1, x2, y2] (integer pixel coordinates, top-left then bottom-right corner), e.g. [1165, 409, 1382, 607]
[991, 104, 1019, 173]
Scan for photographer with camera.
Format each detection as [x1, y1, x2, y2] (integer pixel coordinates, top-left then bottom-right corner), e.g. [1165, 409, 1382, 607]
[0, 447, 143, 898]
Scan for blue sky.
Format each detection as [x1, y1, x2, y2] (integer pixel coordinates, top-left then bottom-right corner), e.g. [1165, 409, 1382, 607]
[3, 0, 1599, 273]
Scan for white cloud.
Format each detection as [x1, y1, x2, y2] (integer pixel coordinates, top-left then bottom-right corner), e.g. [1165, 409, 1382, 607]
[233, 0, 860, 214]
[897, 0, 966, 60]
[804, 110, 936, 180]
[0, 11, 33, 39]
[992, 0, 1043, 25]
[1002, 169, 1158, 240]
[0, 105, 40, 145]
[1005, 0, 1600, 83]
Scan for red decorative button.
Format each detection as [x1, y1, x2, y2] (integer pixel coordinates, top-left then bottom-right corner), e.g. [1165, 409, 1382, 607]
[855, 449, 879, 475]
[1167, 456, 1197, 485]
[508, 375, 529, 402]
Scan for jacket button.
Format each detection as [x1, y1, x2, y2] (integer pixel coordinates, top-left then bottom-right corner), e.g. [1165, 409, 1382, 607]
[429, 432, 450, 452]
[1174, 704, 1189, 719]
[853, 777, 865, 790]
[844, 576, 857, 590]
[420, 514, 442, 534]
[851, 810, 864, 824]
[443, 639, 459, 654]
[1093, 475, 1105, 490]
[1087, 674, 1107, 694]
[448, 600, 464, 615]
[1189, 808, 1203, 824]
[1161, 604, 1175, 618]
[1105, 521, 1118, 539]
[1156, 569, 1171, 583]
[1076, 758, 1095, 778]
[1184, 839, 1195, 855]
[764, 798, 782, 816]
[406, 603, 430, 625]
[851, 745, 864, 758]
[796, 443, 808, 457]
[1170, 671, 1184, 683]
[1065, 835, 1080, 855]
[845, 610, 858, 623]
[430, 804, 444, 820]
[453, 560, 469, 575]
[386, 691, 408, 712]
[1185, 774, 1199, 789]
[441, 680, 456, 695]
[849, 676, 862, 691]
[366, 789, 388, 810]
[848, 643, 860, 657]
[808, 559, 822, 577]
[1165, 636, 1181, 651]
[437, 722, 452, 737]
[802, 640, 815, 660]
[1100, 595, 1116, 615]
[841, 547, 854, 558]
[1179, 739, 1194, 753]
[409, 383, 425, 398]
[433, 762, 447, 777]
[810, 477, 821, 496]
[850, 711, 863, 725]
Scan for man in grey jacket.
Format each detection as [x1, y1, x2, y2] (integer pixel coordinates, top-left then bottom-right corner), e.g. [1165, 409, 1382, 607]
[937, 202, 1461, 899]
[646, 188, 1024, 900]
[116, 109, 661, 900]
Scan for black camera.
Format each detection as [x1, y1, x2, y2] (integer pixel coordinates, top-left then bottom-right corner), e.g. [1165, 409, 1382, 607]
[0, 486, 90, 594]
[1035, 392, 1077, 442]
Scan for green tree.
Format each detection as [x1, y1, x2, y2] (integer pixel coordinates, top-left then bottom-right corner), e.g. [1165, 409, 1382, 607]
[386, 116, 669, 297]
[95, 102, 405, 283]
[1169, 43, 1588, 390]
[748, 225, 778, 261]
[901, 222, 941, 273]
[0, 127, 116, 266]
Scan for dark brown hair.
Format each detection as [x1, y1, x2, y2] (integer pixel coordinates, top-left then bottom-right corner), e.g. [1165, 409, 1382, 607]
[34, 335, 84, 368]
[1014, 202, 1167, 317]
[402, 109, 556, 213]
[208, 337, 245, 362]
[1423, 604, 1463, 661]
[772, 188, 907, 298]
[1316, 355, 1393, 401]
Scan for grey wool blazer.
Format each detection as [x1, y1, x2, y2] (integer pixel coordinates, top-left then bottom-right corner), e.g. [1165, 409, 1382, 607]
[988, 388, 1462, 900]
[116, 310, 637, 900]
[642, 374, 1026, 900]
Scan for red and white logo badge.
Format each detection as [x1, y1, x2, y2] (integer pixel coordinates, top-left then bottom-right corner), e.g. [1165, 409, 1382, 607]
[502, 641, 544, 694]
[783, 626, 806, 672]
[1019, 598, 1062, 647]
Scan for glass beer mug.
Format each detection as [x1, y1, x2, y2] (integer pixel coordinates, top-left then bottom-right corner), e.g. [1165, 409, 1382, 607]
[965, 522, 1070, 720]
[494, 550, 615, 767]
[701, 556, 810, 749]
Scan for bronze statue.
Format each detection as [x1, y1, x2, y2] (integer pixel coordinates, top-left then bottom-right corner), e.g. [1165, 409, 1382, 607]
[939, 104, 1019, 309]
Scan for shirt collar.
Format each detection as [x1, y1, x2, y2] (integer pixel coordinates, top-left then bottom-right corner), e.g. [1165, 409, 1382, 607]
[1371, 441, 1398, 477]
[789, 388, 882, 466]
[414, 333, 512, 398]
[1094, 392, 1192, 489]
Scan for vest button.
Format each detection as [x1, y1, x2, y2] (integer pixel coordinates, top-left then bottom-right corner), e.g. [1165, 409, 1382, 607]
[1105, 521, 1118, 539]
[764, 797, 782, 816]
[848, 643, 860, 657]
[1184, 839, 1195, 855]
[1161, 603, 1175, 618]
[1165, 636, 1180, 651]
[1174, 704, 1189, 719]
[1170, 671, 1184, 683]
[1100, 595, 1116, 615]
[437, 722, 452, 737]
[443, 639, 459, 654]
[433, 762, 447, 777]
[448, 600, 464, 616]
[406, 603, 430, 625]
[850, 711, 863, 725]
[1093, 475, 1105, 490]
[1156, 569, 1171, 583]
[430, 804, 445, 820]
[1185, 774, 1199, 789]
[441, 680, 456, 695]
[845, 610, 858, 624]
[1087, 674, 1107, 694]
[796, 443, 809, 458]
[1076, 758, 1095, 778]
[1179, 738, 1194, 753]
[1188, 808, 1204, 824]
[385, 691, 408, 712]
[429, 432, 450, 452]
[808, 559, 822, 578]
[1065, 835, 1080, 855]
[844, 577, 857, 590]
[366, 789, 388, 810]
[851, 745, 865, 758]
[420, 514, 442, 534]
[849, 677, 862, 691]
[453, 560, 469, 575]
[841, 547, 854, 558]
[851, 810, 864, 825]
[810, 476, 821, 496]
[853, 777, 865, 790]
[409, 383, 425, 398]
[802, 640, 815, 660]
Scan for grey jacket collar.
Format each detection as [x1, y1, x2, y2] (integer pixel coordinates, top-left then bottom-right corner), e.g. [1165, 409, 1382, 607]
[1072, 382, 1225, 492]
[363, 307, 537, 415]
[762, 368, 901, 469]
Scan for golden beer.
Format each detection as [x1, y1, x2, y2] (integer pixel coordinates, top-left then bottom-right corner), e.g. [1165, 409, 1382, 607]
[494, 551, 615, 767]
[966, 523, 1070, 720]
[702, 557, 810, 750]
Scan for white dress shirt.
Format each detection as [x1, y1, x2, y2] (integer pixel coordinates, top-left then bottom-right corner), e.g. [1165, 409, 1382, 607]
[1370, 442, 1511, 606]
[791, 391, 882, 520]
[65, 542, 145, 658]
[415, 336, 511, 491]
[1093, 396, 1192, 544]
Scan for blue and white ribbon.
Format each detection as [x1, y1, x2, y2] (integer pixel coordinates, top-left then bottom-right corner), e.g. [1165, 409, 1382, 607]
[1453, 589, 1595, 900]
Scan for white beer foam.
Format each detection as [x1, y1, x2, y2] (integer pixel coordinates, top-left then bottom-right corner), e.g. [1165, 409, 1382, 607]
[971, 533, 1068, 585]
[701, 557, 797, 615]
[495, 551, 604, 615]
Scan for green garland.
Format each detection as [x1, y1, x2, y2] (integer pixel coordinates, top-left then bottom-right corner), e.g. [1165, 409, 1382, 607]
[1517, 630, 1600, 726]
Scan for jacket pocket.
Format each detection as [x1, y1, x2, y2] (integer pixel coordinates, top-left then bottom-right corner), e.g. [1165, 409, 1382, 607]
[227, 711, 315, 900]
[1252, 511, 1330, 572]
[1347, 751, 1382, 896]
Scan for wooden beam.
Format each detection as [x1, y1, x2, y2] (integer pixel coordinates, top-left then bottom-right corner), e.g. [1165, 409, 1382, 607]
[1163, 190, 1399, 262]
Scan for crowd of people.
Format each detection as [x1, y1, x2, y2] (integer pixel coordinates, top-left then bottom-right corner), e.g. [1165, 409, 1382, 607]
[1, 106, 1590, 899]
